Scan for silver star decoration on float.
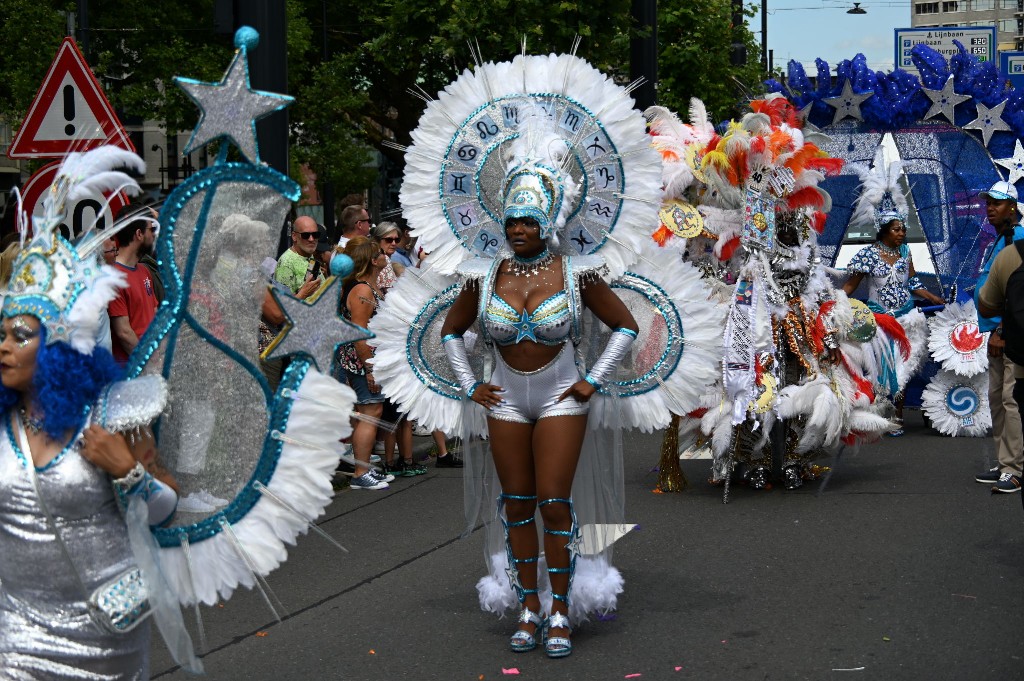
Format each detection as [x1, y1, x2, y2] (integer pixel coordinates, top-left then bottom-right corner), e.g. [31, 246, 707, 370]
[996, 139, 1024, 184]
[264, 278, 373, 374]
[922, 75, 970, 124]
[174, 48, 294, 163]
[823, 80, 873, 125]
[964, 100, 1011, 148]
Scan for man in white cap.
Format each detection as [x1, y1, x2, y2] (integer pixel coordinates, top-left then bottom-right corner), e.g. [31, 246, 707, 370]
[975, 180, 1024, 493]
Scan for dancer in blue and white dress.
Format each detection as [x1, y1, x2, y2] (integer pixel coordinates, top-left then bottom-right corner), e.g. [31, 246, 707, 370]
[842, 150, 944, 434]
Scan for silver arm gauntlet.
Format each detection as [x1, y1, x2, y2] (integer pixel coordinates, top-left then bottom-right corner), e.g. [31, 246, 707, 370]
[585, 328, 638, 388]
[442, 334, 481, 398]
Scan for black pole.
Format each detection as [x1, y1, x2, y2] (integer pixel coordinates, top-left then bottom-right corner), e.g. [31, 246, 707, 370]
[77, 0, 90, 60]
[730, 0, 747, 67]
[234, 1, 290, 250]
[761, 0, 768, 71]
[629, 0, 657, 111]
[320, 0, 336, 238]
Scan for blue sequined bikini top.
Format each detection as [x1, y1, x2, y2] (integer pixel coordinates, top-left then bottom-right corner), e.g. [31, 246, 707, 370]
[484, 290, 572, 346]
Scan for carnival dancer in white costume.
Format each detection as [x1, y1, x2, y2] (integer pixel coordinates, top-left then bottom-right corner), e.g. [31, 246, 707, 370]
[0, 148, 203, 678]
[842, 149, 945, 435]
[368, 50, 722, 657]
[646, 96, 894, 494]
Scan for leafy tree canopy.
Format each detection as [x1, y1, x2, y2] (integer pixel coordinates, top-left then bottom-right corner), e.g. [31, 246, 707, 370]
[0, 0, 764, 200]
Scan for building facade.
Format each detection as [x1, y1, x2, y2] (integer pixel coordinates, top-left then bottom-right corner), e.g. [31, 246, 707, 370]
[912, 0, 1024, 52]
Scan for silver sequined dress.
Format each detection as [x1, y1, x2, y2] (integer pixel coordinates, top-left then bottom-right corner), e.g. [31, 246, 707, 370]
[0, 419, 149, 680]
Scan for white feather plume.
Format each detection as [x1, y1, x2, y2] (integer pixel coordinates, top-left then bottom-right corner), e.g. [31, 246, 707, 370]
[849, 147, 907, 231]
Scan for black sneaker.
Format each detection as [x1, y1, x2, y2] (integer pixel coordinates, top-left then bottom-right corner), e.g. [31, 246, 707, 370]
[992, 473, 1022, 494]
[436, 454, 464, 469]
[400, 460, 427, 476]
[976, 467, 1001, 484]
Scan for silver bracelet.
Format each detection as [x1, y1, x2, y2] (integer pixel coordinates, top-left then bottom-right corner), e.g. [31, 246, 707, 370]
[112, 461, 146, 493]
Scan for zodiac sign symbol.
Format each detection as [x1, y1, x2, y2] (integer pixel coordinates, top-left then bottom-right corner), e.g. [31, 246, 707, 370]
[449, 174, 467, 194]
[456, 145, 478, 162]
[476, 120, 499, 140]
[477, 232, 500, 253]
[588, 202, 613, 218]
[571, 229, 593, 251]
[597, 166, 616, 189]
[586, 135, 606, 156]
[457, 208, 473, 226]
[562, 110, 581, 132]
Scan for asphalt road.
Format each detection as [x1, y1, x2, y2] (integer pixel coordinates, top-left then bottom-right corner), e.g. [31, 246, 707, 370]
[152, 410, 1024, 681]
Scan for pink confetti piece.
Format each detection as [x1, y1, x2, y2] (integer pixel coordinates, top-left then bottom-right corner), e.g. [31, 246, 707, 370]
[625, 675, 642, 679]
[721, 639, 728, 644]
[674, 667, 683, 672]
[501, 669, 520, 676]
[596, 612, 618, 621]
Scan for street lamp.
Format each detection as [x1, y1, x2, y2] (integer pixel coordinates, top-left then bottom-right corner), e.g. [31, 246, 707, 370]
[151, 144, 165, 191]
[847, 3, 867, 14]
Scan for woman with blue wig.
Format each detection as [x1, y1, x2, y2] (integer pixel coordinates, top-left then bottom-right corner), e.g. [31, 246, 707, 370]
[0, 148, 195, 679]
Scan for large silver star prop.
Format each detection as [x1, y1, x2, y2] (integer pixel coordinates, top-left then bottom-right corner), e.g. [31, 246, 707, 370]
[823, 79, 873, 125]
[174, 45, 294, 163]
[996, 139, 1024, 185]
[264, 278, 373, 375]
[964, 100, 1011, 148]
[922, 75, 971, 124]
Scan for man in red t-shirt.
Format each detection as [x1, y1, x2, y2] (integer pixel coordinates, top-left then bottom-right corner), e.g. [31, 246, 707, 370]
[108, 206, 159, 364]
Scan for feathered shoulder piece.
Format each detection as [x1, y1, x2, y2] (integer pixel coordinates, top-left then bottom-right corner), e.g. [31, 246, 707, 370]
[849, 146, 908, 232]
[3, 145, 145, 353]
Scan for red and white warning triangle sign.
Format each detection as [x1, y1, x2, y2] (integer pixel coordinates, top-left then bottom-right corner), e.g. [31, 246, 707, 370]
[7, 37, 134, 159]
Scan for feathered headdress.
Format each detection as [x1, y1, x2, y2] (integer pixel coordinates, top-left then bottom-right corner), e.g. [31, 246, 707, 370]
[501, 110, 580, 242]
[849, 146, 908, 232]
[3, 146, 145, 353]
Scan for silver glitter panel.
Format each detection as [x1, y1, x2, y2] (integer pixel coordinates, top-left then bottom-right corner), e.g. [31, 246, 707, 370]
[578, 274, 683, 397]
[143, 178, 289, 532]
[410, 285, 485, 398]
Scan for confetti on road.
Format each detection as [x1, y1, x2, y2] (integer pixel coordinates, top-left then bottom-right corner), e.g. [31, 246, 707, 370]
[369, 649, 375, 655]
[674, 667, 683, 671]
[882, 637, 891, 642]
[951, 593, 977, 600]
[502, 669, 520, 675]
[596, 612, 618, 621]
[255, 631, 267, 638]
[832, 667, 866, 672]
[625, 675, 642, 679]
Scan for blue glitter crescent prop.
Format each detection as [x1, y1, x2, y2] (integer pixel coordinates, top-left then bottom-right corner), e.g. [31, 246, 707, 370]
[129, 29, 359, 615]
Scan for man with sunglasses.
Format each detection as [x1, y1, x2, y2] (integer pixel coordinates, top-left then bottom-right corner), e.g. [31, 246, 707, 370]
[274, 215, 325, 298]
[108, 205, 161, 364]
[337, 205, 371, 249]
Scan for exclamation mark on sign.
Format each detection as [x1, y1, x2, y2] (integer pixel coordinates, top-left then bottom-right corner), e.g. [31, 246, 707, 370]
[63, 85, 75, 136]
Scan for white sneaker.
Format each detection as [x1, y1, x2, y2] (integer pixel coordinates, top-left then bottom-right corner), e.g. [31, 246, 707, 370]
[350, 472, 389, 490]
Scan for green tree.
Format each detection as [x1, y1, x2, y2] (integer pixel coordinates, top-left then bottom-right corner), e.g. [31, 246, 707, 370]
[657, 0, 764, 124]
[291, 0, 637, 198]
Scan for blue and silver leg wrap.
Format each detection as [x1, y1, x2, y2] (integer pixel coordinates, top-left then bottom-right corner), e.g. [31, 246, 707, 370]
[538, 497, 579, 607]
[499, 493, 538, 603]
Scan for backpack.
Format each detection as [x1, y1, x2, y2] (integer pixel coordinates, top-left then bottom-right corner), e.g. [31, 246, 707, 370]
[1002, 241, 1024, 366]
